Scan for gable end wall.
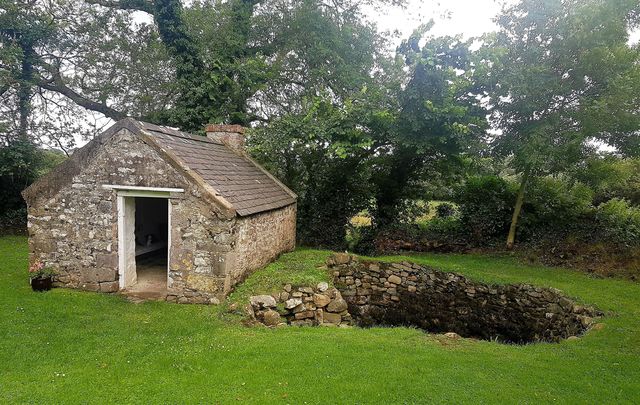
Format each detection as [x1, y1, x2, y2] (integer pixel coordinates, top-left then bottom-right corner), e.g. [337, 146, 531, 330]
[27, 128, 236, 300]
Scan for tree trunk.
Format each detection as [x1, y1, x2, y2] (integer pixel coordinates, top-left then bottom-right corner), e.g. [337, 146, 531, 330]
[17, 46, 34, 140]
[373, 148, 419, 228]
[506, 168, 531, 250]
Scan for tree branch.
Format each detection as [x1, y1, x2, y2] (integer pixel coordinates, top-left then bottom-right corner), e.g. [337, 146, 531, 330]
[84, 0, 155, 14]
[38, 74, 126, 121]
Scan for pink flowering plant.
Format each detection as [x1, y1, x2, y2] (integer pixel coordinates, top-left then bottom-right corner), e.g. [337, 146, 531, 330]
[28, 261, 56, 280]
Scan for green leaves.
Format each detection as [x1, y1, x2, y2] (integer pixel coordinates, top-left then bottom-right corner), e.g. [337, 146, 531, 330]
[488, 0, 640, 174]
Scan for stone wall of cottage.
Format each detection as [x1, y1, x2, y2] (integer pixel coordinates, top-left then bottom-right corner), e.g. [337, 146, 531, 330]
[233, 204, 296, 285]
[26, 128, 236, 302]
[327, 254, 600, 343]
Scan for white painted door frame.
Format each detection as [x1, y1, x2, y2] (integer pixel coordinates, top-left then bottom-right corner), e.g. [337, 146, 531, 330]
[108, 185, 184, 290]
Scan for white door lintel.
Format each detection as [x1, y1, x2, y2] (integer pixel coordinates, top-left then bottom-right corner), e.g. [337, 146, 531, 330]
[103, 184, 184, 198]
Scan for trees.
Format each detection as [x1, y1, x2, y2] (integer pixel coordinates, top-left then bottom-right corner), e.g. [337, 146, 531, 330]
[249, 90, 394, 248]
[250, 25, 490, 246]
[0, 0, 406, 230]
[2, 0, 638, 250]
[485, 0, 640, 248]
[371, 27, 488, 226]
[0, 0, 405, 139]
[0, 0, 173, 146]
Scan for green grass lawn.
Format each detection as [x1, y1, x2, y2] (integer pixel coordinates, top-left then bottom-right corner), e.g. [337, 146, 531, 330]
[1, 236, 639, 404]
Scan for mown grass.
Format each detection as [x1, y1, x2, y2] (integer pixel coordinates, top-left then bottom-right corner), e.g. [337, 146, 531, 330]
[1, 235, 640, 403]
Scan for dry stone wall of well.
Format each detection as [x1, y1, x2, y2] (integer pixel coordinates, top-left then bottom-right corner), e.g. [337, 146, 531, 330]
[327, 253, 600, 343]
[249, 282, 352, 327]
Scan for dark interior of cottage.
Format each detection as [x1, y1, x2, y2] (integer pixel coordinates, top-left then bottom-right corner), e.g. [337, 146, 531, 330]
[132, 197, 168, 293]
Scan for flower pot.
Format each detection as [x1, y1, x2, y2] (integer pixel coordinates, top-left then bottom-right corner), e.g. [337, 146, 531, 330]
[31, 276, 53, 292]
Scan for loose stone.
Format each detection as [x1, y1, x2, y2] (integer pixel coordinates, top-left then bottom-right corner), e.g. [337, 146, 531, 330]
[285, 298, 303, 309]
[250, 295, 277, 309]
[313, 293, 331, 308]
[261, 310, 282, 327]
[327, 298, 348, 313]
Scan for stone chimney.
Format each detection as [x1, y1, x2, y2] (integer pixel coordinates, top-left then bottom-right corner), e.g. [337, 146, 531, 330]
[205, 124, 246, 154]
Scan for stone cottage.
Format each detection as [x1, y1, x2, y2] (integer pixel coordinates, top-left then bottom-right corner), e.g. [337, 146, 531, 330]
[22, 118, 297, 303]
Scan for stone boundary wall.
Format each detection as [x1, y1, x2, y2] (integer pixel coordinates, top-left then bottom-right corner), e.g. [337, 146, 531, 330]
[327, 253, 599, 343]
[248, 282, 352, 327]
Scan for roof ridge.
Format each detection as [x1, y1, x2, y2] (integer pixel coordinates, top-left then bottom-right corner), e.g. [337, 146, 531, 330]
[135, 120, 224, 146]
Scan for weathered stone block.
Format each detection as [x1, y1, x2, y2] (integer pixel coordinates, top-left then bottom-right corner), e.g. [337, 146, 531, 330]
[99, 281, 119, 293]
[83, 267, 117, 283]
[292, 303, 306, 313]
[388, 275, 402, 285]
[250, 295, 277, 309]
[327, 298, 348, 313]
[185, 274, 223, 293]
[294, 311, 315, 320]
[261, 310, 282, 326]
[313, 293, 331, 308]
[323, 312, 341, 324]
[80, 282, 99, 292]
[285, 298, 303, 309]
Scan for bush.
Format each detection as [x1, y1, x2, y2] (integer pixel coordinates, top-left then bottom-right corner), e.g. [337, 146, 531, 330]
[435, 202, 456, 218]
[0, 141, 66, 234]
[518, 177, 594, 242]
[346, 224, 377, 255]
[0, 208, 27, 234]
[455, 176, 516, 243]
[393, 199, 431, 224]
[574, 157, 640, 206]
[420, 216, 467, 245]
[595, 199, 640, 248]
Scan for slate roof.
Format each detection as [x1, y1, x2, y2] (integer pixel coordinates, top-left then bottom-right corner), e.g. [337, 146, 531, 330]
[22, 118, 296, 217]
[136, 121, 296, 216]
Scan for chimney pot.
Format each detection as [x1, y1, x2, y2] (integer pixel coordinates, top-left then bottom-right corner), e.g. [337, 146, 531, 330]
[205, 124, 246, 153]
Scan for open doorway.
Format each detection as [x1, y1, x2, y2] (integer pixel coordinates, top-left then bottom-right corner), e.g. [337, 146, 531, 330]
[128, 197, 168, 295]
[111, 185, 182, 298]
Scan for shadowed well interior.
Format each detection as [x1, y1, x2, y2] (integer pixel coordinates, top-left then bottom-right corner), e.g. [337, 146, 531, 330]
[132, 197, 168, 293]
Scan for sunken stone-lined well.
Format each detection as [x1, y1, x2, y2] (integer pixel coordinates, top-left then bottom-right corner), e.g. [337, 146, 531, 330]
[327, 253, 600, 343]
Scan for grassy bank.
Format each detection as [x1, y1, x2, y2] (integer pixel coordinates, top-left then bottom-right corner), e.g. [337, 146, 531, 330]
[1, 235, 639, 403]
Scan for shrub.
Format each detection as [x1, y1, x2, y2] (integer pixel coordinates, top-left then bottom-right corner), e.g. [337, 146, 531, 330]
[0, 208, 27, 234]
[595, 199, 640, 248]
[455, 176, 517, 243]
[574, 157, 640, 206]
[518, 177, 594, 241]
[394, 199, 430, 224]
[435, 202, 456, 218]
[347, 224, 377, 255]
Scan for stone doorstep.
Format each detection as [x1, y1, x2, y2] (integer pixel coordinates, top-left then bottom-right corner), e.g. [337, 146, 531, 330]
[120, 289, 168, 303]
[119, 290, 220, 305]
